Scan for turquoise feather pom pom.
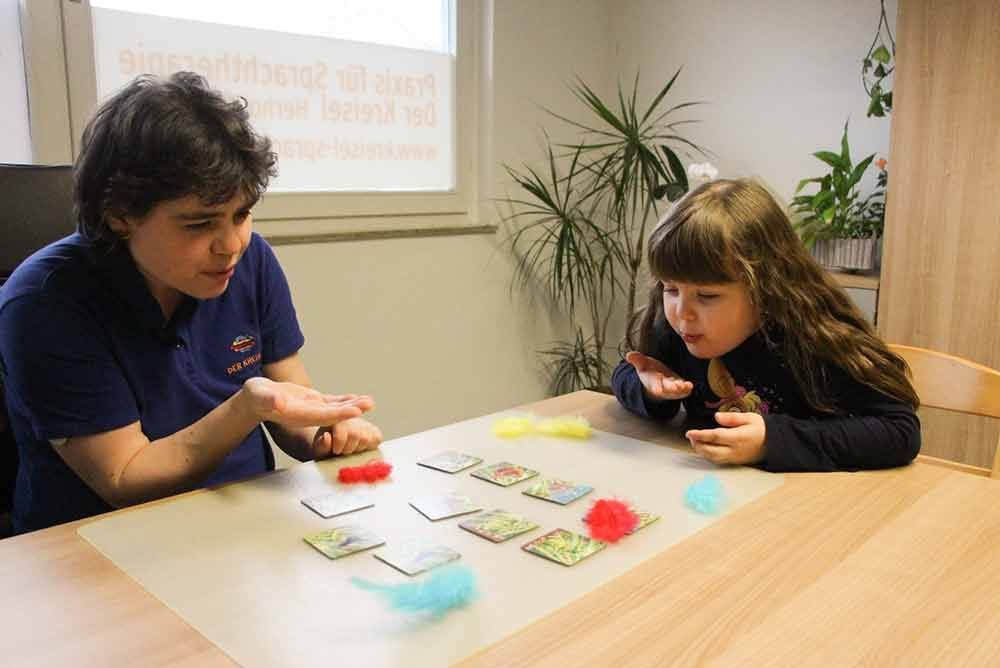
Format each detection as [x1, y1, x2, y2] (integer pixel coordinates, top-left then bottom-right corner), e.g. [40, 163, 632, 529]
[684, 474, 725, 514]
[351, 564, 479, 618]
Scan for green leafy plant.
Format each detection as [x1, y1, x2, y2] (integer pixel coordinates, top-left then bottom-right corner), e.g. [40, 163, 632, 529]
[862, 0, 895, 117]
[500, 71, 706, 394]
[790, 122, 885, 247]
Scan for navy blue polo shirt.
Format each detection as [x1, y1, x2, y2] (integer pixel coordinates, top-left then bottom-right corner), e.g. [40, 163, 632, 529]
[0, 232, 304, 533]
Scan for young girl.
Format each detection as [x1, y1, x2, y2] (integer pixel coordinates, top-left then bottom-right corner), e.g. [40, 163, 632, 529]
[612, 178, 920, 472]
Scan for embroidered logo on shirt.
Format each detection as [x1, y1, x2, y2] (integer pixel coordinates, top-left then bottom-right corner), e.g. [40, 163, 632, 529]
[704, 358, 770, 414]
[227, 352, 262, 375]
[230, 335, 256, 353]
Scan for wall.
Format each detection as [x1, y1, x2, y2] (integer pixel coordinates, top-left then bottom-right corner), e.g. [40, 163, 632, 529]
[276, 0, 908, 464]
[11, 1, 921, 464]
[270, 0, 614, 464]
[608, 0, 896, 202]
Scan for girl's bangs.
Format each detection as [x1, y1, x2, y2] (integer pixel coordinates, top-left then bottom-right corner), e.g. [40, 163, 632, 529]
[649, 208, 740, 285]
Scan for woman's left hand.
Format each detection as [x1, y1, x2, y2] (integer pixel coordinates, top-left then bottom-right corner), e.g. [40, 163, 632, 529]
[312, 417, 383, 458]
[685, 411, 766, 465]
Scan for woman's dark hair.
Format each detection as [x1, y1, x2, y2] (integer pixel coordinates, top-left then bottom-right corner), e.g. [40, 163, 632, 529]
[74, 71, 277, 247]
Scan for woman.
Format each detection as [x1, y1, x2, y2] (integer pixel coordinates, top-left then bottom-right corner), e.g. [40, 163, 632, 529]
[0, 72, 381, 533]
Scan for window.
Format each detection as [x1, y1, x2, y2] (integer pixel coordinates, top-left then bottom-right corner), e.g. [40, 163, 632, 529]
[1, 0, 33, 164]
[24, 0, 492, 240]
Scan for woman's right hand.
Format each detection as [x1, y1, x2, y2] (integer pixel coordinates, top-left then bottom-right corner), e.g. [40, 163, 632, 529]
[625, 351, 693, 401]
[241, 377, 374, 427]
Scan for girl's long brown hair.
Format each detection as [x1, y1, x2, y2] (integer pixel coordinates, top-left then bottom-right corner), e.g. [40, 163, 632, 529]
[628, 178, 918, 413]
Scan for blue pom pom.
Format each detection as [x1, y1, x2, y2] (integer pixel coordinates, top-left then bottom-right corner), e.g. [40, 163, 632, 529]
[351, 564, 479, 618]
[684, 474, 725, 514]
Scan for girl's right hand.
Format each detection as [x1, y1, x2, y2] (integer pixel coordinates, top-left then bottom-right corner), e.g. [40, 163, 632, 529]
[625, 351, 693, 401]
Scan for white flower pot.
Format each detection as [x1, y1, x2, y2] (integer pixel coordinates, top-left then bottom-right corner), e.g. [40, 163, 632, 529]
[813, 237, 880, 272]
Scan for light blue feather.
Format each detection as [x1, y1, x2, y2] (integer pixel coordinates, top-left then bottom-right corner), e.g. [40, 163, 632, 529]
[351, 564, 479, 618]
[684, 474, 725, 514]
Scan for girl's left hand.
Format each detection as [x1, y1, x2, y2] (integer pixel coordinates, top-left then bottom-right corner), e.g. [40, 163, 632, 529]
[312, 417, 383, 458]
[685, 412, 766, 465]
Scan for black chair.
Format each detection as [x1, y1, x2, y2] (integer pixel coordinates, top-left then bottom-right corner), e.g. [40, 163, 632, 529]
[0, 163, 77, 536]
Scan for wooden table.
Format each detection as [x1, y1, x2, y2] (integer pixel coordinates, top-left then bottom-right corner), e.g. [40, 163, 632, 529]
[4, 390, 1000, 667]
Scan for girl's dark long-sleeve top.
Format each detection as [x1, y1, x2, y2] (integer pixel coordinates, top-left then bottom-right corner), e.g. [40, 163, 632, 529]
[612, 324, 920, 472]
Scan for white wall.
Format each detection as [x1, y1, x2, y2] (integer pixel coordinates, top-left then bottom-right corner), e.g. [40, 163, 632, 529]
[609, 0, 896, 201]
[275, 0, 898, 463]
[271, 0, 615, 463]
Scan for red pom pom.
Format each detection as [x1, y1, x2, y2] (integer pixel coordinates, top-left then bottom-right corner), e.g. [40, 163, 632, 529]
[583, 498, 639, 543]
[338, 461, 393, 484]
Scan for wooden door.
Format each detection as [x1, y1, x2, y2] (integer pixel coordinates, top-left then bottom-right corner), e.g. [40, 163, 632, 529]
[878, 0, 1000, 468]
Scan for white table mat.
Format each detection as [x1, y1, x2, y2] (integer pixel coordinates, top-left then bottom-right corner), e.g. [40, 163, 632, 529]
[78, 410, 784, 667]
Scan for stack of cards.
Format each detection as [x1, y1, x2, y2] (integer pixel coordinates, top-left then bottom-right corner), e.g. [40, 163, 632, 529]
[522, 478, 593, 505]
[459, 510, 539, 543]
[471, 462, 539, 487]
[409, 492, 482, 521]
[304, 525, 385, 560]
[418, 451, 483, 473]
[522, 529, 606, 566]
[373, 539, 461, 576]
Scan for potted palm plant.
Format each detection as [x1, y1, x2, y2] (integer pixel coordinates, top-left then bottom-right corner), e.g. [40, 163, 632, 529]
[499, 71, 706, 394]
[790, 121, 885, 272]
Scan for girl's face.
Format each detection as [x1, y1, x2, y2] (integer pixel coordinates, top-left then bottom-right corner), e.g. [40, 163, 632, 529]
[110, 193, 253, 318]
[661, 280, 760, 359]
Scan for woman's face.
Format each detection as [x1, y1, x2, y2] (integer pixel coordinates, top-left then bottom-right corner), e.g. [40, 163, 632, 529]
[111, 194, 253, 317]
[662, 280, 760, 359]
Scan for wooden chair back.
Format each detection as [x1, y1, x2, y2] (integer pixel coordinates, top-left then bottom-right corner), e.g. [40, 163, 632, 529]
[889, 343, 1000, 478]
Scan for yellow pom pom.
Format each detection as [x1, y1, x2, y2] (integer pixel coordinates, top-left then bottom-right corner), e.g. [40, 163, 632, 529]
[492, 415, 536, 438]
[535, 416, 592, 439]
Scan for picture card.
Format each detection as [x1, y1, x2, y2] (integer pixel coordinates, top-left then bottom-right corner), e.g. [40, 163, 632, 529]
[521, 528, 606, 567]
[470, 461, 539, 487]
[522, 478, 594, 505]
[303, 525, 385, 560]
[628, 509, 661, 534]
[409, 492, 482, 521]
[300, 490, 374, 518]
[373, 539, 461, 576]
[459, 509, 539, 543]
[417, 450, 483, 473]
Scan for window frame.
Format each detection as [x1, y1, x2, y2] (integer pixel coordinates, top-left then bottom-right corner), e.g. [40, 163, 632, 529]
[23, 0, 494, 241]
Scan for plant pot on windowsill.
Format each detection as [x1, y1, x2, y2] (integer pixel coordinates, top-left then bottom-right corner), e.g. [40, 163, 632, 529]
[812, 236, 881, 273]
